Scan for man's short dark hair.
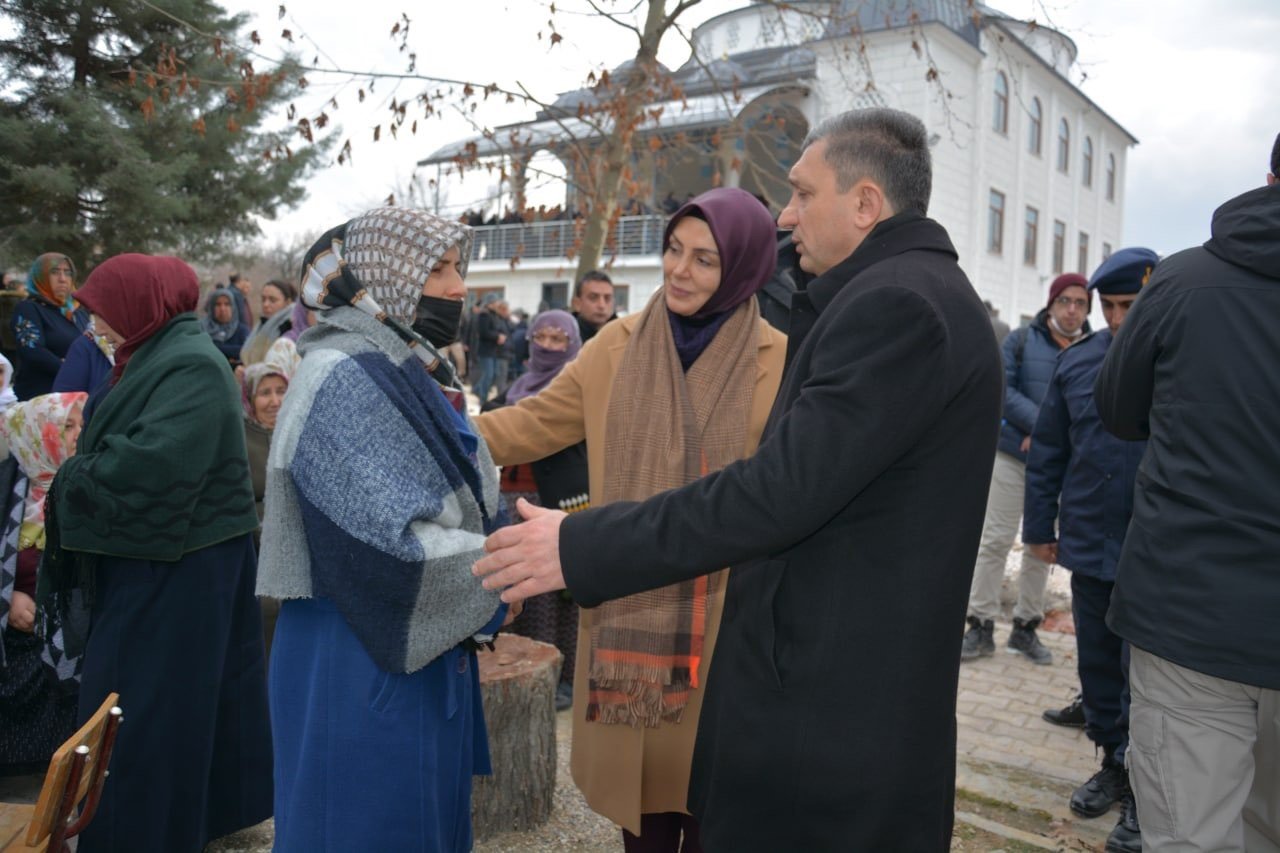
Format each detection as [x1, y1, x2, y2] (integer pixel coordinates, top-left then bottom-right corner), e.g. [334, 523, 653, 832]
[1271, 132, 1280, 178]
[574, 270, 613, 298]
[802, 108, 932, 216]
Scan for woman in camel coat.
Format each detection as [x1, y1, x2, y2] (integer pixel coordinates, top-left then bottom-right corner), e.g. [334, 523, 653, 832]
[473, 188, 784, 852]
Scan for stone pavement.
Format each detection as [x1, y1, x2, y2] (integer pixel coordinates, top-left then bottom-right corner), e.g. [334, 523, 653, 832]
[955, 618, 1120, 851]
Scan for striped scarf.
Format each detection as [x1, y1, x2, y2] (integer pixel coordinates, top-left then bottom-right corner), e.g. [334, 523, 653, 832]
[587, 291, 759, 727]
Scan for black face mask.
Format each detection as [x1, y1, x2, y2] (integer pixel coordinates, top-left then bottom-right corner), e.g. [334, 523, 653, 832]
[412, 294, 464, 348]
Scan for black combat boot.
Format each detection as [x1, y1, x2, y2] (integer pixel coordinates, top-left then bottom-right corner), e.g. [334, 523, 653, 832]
[1070, 748, 1128, 818]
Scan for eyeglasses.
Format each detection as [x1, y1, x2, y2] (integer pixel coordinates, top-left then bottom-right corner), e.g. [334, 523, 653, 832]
[531, 331, 570, 345]
[1053, 296, 1089, 310]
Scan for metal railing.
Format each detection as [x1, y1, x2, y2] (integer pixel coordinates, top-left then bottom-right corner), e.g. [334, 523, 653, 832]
[469, 214, 666, 263]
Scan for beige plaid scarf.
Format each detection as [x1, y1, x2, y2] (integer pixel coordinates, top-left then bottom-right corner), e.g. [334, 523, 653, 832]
[587, 290, 759, 727]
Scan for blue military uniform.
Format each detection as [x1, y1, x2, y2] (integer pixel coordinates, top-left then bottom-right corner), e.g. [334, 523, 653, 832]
[1025, 328, 1145, 756]
[1023, 247, 1159, 853]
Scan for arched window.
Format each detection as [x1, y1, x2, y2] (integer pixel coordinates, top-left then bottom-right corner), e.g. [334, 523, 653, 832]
[1082, 137, 1094, 187]
[1057, 118, 1071, 173]
[1106, 153, 1117, 201]
[993, 72, 1009, 134]
[1028, 97, 1042, 155]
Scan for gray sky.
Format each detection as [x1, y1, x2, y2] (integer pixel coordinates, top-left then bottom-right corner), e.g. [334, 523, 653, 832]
[237, 0, 1280, 259]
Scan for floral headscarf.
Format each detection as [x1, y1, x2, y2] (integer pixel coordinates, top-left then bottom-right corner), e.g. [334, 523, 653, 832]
[299, 207, 471, 386]
[26, 253, 80, 322]
[0, 392, 87, 550]
[241, 362, 289, 423]
[0, 354, 17, 413]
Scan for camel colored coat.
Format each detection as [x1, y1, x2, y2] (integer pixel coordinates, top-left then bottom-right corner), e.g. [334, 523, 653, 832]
[473, 311, 785, 834]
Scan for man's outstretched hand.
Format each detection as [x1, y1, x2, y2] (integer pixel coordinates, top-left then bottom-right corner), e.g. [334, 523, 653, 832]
[474, 498, 569, 604]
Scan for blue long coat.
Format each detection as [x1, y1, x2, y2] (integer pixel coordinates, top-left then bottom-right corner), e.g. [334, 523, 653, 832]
[1022, 330, 1145, 580]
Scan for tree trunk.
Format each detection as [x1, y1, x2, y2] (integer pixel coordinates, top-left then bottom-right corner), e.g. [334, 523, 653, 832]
[471, 634, 562, 842]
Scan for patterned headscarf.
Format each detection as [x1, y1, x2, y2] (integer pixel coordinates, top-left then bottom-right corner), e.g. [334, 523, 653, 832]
[241, 362, 289, 423]
[26, 253, 80, 322]
[0, 392, 87, 550]
[300, 207, 472, 386]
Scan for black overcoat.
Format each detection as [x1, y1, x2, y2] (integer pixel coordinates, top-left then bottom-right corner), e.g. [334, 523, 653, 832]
[561, 212, 1003, 851]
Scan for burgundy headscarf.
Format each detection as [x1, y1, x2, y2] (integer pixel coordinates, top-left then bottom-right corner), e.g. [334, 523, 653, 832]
[662, 187, 777, 369]
[663, 187, 777, 320]
[75, 254, 200, 381]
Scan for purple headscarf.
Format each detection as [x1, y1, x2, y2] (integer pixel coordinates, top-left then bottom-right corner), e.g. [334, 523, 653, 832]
[282, 298, 314, 342]
[506, 310, 581, 404]
[664, 187, 777, 319]
[663, 187, 777, 369]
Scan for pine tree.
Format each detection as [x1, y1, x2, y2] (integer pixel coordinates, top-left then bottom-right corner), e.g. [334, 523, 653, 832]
[0, 0, 325, 270]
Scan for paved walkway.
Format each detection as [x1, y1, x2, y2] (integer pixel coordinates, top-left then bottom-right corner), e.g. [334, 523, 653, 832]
[955, 618, 1119, 851]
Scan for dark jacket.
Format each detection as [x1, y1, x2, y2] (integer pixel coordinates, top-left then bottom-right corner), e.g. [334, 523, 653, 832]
[475, 309, 510, 358]
[1096, 183, 1280, 690]
[998, 309, 1081, 460]
[208, 323, 250, 363]
[560, 213, 1003, 851]
[10, 298, 89, 400]
[52, 333, 113, 396]
[1023, 330, 1145, 581]
[572, 311, 616, 344]
[756, 233, 806, 334]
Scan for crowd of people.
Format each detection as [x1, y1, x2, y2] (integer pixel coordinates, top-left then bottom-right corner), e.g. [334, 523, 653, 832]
[0, 110, 1275, 853]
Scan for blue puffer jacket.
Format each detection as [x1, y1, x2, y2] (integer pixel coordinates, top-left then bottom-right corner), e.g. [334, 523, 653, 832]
[997, 309, 1085, 460]
[1022, 330, 1145, 581]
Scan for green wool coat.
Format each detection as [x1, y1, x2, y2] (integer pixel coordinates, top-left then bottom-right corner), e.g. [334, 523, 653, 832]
[54, 313, 258, 562]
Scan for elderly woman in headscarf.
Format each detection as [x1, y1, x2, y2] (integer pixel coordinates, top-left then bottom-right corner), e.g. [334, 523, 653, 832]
[42, 254, 272, 852]
[241, 358, 289, 656]
[0, 392, 85, 773]
[489, 309, 588, 711]
[201, 286, 251, 366]
[10, 253, 90, 401]
[473, 187, 786, 853]
[257, 207, 509, 852]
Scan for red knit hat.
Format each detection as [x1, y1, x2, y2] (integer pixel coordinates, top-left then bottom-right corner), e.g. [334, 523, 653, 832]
[1047, 273, 1090, 309]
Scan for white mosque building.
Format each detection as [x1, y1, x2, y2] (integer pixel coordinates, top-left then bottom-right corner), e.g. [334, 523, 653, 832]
[420, 0, 1135, 326]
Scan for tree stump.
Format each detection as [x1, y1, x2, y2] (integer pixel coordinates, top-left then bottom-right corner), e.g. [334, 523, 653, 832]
[471, 634, 562, 842]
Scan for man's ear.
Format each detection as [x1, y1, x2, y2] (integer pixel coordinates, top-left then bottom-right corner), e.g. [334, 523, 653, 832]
[852, 179, 889, 229]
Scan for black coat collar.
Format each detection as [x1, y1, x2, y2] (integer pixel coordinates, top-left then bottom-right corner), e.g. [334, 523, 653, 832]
[803, 212, 959, 315]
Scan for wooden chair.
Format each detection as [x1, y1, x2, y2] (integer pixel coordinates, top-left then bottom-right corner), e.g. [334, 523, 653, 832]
[0, 693, 122, 852]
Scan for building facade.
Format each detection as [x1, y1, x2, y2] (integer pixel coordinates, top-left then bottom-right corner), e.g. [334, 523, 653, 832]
[421, 0, 1135, 325]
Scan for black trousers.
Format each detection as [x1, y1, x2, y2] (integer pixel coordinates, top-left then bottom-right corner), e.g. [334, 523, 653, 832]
[1070, 572, 1130, 762]
[623, 812, 703, 853]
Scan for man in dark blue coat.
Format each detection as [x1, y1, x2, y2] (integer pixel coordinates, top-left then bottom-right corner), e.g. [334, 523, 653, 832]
[961, 273, 1091, 665]
[474, 107, 1003, 851]
[1023, 248, 1158, 853]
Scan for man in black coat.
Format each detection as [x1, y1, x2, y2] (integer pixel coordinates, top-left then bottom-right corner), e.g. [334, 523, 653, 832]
[1094, 147, 1280, 851]
[475, 108, 1003, 851]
